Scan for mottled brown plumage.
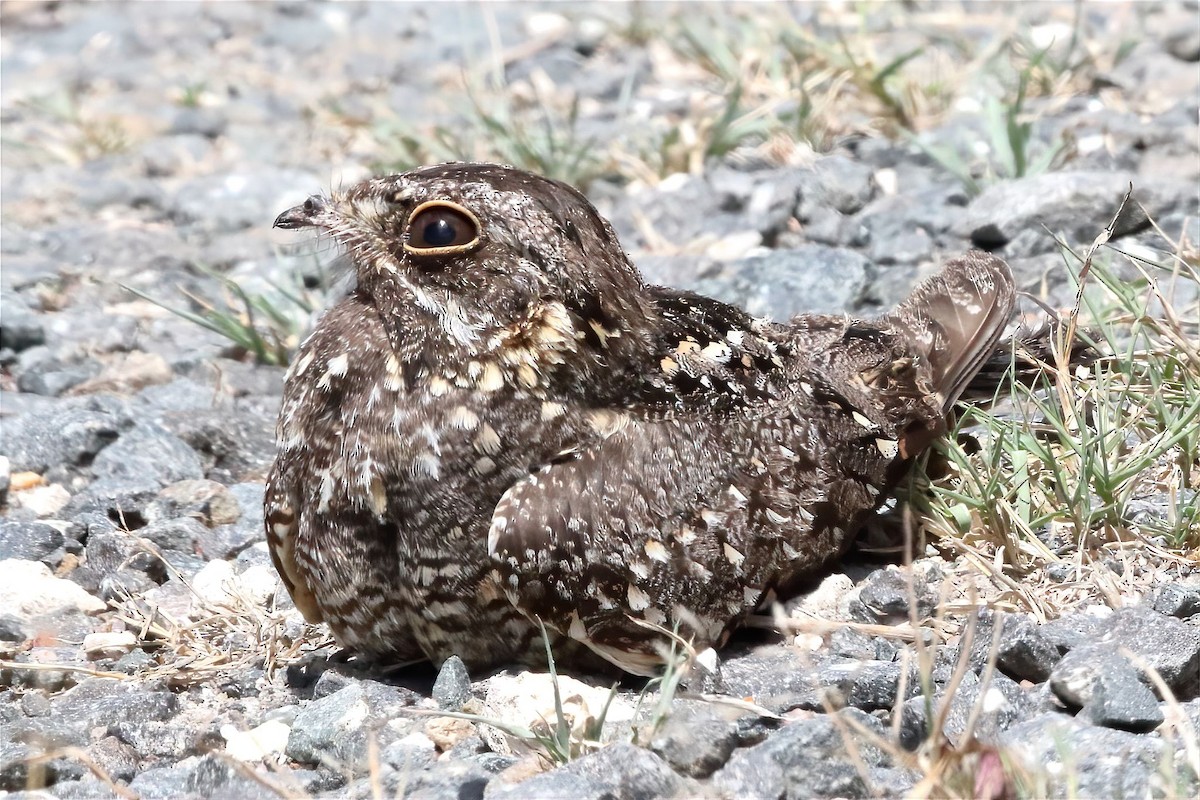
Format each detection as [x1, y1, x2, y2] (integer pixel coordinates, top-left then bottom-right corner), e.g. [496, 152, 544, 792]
[266, 163, 1015, 675]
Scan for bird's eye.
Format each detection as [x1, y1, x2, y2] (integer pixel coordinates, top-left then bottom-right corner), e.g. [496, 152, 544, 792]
[404, 201, 481, 255]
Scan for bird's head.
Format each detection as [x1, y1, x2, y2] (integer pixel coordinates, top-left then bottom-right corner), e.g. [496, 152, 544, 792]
[275, 163, 652, 353]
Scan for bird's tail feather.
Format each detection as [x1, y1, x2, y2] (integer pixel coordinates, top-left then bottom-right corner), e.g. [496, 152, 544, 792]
[885, 251, 1016, 415]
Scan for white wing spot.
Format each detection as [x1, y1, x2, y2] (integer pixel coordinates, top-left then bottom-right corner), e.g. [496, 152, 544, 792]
[478, 362, 504, 392]
[643, 540, 669, 562]
[875, 438, 899, 459]
[327, 353, 350, 377]
[627, 584, 652, 611]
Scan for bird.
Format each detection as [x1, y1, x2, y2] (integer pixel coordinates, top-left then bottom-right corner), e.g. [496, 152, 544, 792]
[265, 162, 1015, 677]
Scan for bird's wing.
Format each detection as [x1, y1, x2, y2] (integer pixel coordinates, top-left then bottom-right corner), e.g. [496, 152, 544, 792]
[488, 254, 1016, 676]
[624, 286, 795, 416]
[487, 414, 756, 675]
[265, 468, 323, 623]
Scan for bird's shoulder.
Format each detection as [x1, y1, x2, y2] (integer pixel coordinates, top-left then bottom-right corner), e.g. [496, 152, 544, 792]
[620, 286, 801, 417]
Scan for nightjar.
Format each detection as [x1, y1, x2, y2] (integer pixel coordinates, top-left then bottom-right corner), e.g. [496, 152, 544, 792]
[267, 162, 1014, 676]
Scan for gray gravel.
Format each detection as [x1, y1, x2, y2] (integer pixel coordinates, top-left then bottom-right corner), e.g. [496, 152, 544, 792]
[2, 2, 1198, 799]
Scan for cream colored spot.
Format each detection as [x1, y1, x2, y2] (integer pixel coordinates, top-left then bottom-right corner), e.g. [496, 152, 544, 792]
[700, 509, 721, 527]
[627, 584, 652, 611]
[644, 606, 667, 626]
[516, 363, 538, 388]
[660, 357, 679, 376]
[701, 341, 731, 362]
[586, 410, 630, 438]
[588, 320, 614, 347]
[629, 560, 650, 579]
[327, 353, 350, 377]
[448, 406, 479, 430]
[875, 438, 899, 459]
[743, 586, 760, 606]
[473, 423, 502, 455]
[799, 381, 814, 396]
[368, 476, 387, 516]
[478, 362, 504, 392]
[413, 452, 441, 479]
[644, 540, 669, 562]
[541, 401, 566, 420]
[428, 376, 451, 397]
[765, 508, 789, 525]
[723, 543, 745, 567]
[675, 340, 700, 355]
[673, 527, 697, 545]
[568, 612, 588, 640]
[851, 411, 875, 430]
[289, 351, 315, 379]
[473, 456, 496, 474]
[726, 329, 745, 345]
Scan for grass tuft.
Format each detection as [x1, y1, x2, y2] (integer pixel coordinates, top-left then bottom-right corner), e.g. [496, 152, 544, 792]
[920, 218, 1199, 619]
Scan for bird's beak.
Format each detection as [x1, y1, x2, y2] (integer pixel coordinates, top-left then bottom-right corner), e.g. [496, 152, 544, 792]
[274, 195, 329, 229]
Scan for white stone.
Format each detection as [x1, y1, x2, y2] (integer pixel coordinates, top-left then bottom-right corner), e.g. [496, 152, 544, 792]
[787, 572, 854, 621]
[15, 484, 71, 517]
[83, 631, 137, 658]
[0, 559, 106, 618]
[222, 719, 291, 762]
[480, 671, 636, 756]
[191, 560, 236, 607]
[238, 564, 279, 608]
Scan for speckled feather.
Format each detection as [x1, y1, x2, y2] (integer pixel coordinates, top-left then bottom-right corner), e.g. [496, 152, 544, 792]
[266, 163, 1015, 675]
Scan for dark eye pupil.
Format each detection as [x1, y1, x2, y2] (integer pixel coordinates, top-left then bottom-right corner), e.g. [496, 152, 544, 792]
[422, 218, 457, 247]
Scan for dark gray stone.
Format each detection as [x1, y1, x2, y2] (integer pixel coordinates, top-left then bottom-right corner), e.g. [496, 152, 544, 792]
[559, 743, 683, 800]
[815, 658, 918, 712]
[693, 245, 872, 321]
[649, 699, 742, 778]
[1038, 612, 1106, 654]
[959, 171, 1190, 257]
[0, 520, 64, 565]
[828, 627, 899, 662]
[0, 297, 45, 352]
[286, 679, 423, 770]
[1049, 644, 1165, 732]
[713, 708, 889, 800]
[359, 758, 492, 800]
[15, 351, 101, 396]
[1083, 662, 1164, 732]
[800, 154, 878, 215]
[90, 423, 205, 487]
[432, 655, 472, 711]
[901, 669, 1036, 750]
[128, 754, 276, 799]
[1153, 582, 1200, 619]
[138, 517, 208, 553]
[487, 768, 617, 800]
[1099, 605, 1200, 698]
[0, 395, 130, 474]
[54, 678, 180, 735]
[718, 648, 823, 713]
[999, 713, 1168, 799]
[995, 614, 1062, 683]
[86, 735, 141, 784]
[849, 566, 937, 624]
